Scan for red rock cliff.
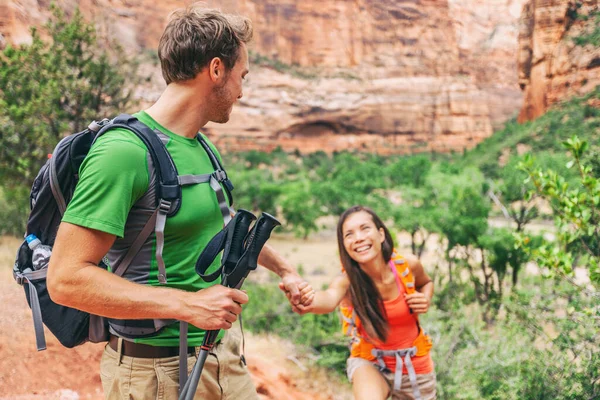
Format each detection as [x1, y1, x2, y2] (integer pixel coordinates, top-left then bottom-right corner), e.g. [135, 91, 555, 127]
[517, 0, 600, 122]
[1, 0, 528, 154]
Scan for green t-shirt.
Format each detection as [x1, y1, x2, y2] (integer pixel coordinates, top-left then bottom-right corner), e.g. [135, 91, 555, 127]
[63, 111, 227, 346]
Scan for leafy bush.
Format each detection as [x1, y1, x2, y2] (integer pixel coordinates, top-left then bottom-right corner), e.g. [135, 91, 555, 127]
[244, 274, 599, 399]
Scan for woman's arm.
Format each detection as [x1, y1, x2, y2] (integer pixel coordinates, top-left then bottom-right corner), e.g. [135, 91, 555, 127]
[404, 255, 434, 314]
[282, 273, 350, 314]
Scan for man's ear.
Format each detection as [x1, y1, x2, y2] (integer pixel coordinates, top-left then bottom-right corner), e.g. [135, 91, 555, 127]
[208, 57, 225, 83]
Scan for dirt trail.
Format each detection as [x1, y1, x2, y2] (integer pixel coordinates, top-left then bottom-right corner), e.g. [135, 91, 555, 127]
[0, 236, 350, 400]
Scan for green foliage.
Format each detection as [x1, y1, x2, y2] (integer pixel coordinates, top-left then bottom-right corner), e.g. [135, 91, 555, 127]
[493, 155, 539, 228]
[228, 168, 282, 213]
[390, 185, 441, 258]
[384, 154, 432, 187]
[280, 180, 323, 239]
[572, 12, 600, 47]
[432, 167, 490, 251]
[520, 135, 600, 287]
[427, 275, 599, 399]
[315, 152, 388, 215]
[460, 87, 600, 175]
[0, 5, 140, 235]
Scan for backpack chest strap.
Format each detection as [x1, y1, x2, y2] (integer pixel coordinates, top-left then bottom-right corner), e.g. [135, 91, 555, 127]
[177, 171, 232, 224]
[371, 347, 421, 398]
[154, 172, 232, 284]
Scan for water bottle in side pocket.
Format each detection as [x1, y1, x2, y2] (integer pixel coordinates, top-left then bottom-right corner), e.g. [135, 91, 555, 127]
[26, 234, 52, 271]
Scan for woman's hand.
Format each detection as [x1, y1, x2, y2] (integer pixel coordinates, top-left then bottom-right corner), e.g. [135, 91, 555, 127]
[404, 292, 430, 314]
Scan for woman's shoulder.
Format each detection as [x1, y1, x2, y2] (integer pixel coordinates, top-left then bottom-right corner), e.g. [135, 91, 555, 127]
[393, 252, 421, 268]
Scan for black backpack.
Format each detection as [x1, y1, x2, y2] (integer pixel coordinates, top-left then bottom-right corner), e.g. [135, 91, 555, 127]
[13, 114, 233, 351]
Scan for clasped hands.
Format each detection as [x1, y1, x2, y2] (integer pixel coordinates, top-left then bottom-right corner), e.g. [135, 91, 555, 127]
[278, 273, 315, 314]
[278, 276, 315, 314]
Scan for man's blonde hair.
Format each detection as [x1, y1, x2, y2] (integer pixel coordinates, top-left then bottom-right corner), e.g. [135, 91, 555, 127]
[158, 4, 253, 84]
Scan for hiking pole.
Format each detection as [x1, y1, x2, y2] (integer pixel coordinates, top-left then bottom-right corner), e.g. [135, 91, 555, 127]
[179, 212, 281, 400]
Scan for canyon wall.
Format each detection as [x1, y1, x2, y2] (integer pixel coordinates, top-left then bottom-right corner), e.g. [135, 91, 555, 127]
[1, 0, 529, 154]
[517, 0, 600, 122]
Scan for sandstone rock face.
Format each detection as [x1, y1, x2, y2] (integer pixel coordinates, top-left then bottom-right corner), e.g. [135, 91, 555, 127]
[207, 70, 492, 154]
[518, 0, 600, 122]
[1, 0, 527, 154]
[449, 0, 529, 128]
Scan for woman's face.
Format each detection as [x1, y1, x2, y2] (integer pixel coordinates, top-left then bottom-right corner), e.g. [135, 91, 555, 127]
[341, 211, 386, 265]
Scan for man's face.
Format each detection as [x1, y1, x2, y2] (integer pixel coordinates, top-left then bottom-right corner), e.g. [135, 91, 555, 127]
[210, 43, 249, 124]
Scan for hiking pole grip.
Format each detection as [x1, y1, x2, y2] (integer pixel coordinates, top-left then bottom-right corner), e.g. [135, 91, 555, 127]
[224, 210, 256, 271]
[232, 212, 281, 289]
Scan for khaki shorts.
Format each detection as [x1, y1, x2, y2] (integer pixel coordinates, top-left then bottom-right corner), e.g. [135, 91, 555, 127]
[347, 357, 437, 400]
[100, 329, 257, 400]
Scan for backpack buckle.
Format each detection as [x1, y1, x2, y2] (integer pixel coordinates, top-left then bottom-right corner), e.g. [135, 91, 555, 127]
[14, 273, 24, 285]
[212, 170, 227, 182]
[88, 118, 110, 132]
[158, 199, 172, 213]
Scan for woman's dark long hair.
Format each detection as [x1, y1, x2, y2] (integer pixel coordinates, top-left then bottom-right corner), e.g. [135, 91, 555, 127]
[337, 205, 394, 343]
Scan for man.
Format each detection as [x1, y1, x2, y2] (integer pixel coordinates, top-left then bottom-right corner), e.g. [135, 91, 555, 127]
[47, 4, 306, 399]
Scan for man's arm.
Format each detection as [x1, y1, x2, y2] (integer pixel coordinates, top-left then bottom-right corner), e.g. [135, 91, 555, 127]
[47, 222, 248, 330]
[404, 255, 434, 314]
[257, 243, 307, 305]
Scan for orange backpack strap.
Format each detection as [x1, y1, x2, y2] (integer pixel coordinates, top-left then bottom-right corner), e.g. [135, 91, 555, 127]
[340, 304, 376, 360]
[390, 250, 433, 357]
[390, 251, 416, 295]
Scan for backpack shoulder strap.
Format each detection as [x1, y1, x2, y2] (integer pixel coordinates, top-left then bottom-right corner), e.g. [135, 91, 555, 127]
[196, 134, 234, 204]
[390, 251, 416, 295]
[94, 114, 180, 284]
[390, 251, 423, 329]
[95, 114, 181, 211]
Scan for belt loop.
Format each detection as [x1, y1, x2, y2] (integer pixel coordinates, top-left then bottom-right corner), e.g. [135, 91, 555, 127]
[116, 337, 123, 366]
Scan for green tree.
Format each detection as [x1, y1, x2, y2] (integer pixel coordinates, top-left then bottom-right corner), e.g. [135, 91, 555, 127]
[0, 5, 139, 234]
[384, 154, 432, 188]
[316, 152, 387, 215]
[229, 168, 282, 213]
[280, 180, 323, 239]
[487, 156, 540, 286]
[431, 167, 490, 284]
[520, 135, 600, 288]
[390, 186, 441, 259]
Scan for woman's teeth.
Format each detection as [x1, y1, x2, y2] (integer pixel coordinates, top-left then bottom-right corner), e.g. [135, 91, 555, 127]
[355, 245, 371, 253]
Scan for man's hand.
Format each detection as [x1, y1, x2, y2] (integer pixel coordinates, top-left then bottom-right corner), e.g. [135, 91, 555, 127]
[184, 285, 249, 330]
[279, 280, 315, 314]
[404, 292, 430, 314]
[279, 273, 309, 306]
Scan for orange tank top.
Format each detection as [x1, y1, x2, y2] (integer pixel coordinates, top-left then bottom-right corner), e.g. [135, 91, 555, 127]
[340, 252, 433, 374]
[370, 281, 434, 374]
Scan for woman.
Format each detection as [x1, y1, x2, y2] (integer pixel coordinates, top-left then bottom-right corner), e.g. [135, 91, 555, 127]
[289, 206, 436, 400]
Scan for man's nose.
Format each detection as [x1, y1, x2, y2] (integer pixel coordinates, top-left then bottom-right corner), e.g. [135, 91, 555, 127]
[237, 91, 243, 100]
